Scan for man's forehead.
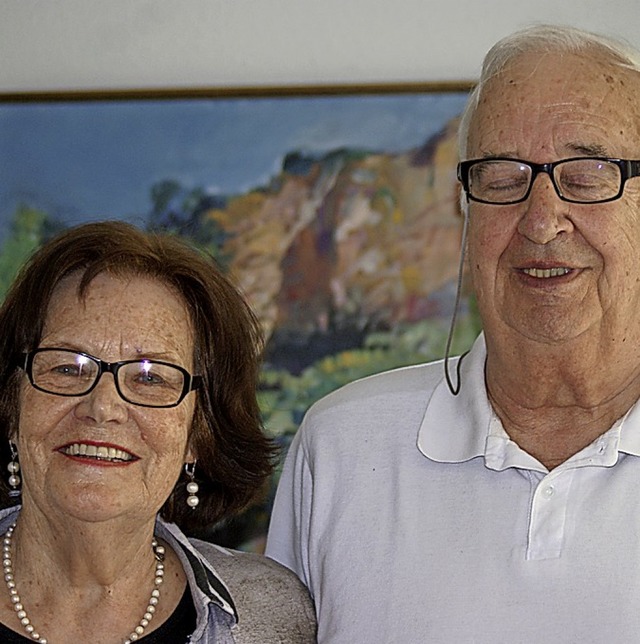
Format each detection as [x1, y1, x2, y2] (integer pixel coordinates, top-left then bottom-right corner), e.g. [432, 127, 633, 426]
[481, 49, 639, 99]
[466, 50, 640, 156]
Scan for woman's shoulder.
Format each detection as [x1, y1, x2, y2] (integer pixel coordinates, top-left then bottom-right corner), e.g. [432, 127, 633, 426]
[190, 538, 317, 643]
[190, 538, 305, 589]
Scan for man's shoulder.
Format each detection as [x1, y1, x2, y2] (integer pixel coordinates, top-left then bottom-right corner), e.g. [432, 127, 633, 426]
[288, 359, 446, 455]
[308, 358, 445, 418]
[190, 540, 317, 642]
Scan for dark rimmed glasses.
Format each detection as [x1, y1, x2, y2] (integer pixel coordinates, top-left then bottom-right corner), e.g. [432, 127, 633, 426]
[21, 348, 202, 408]
[457, 156, 640, 205]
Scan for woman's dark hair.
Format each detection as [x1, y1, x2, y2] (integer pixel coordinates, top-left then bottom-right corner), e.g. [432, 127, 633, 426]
[0, 220, 276, 532]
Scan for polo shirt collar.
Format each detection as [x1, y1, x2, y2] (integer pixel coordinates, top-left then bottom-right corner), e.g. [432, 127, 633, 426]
[617, 399, 640, 456]
[417, 333, 490, 463]
[417, 333, 640, 467]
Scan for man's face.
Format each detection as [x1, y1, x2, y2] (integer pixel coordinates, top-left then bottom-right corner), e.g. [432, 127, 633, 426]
[465, 50, 640, 348]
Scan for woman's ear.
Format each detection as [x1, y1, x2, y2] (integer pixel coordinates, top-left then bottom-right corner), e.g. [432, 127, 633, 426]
[184, 443, 196, 464]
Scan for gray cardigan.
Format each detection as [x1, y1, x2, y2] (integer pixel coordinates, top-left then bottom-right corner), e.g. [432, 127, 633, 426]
[0, 506, 316, 644]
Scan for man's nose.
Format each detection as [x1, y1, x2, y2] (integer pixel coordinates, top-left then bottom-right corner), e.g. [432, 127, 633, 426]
[516, 174, 574, 244]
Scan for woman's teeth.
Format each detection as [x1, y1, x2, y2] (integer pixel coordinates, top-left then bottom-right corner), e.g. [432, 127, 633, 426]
[62, 443, 134, 462]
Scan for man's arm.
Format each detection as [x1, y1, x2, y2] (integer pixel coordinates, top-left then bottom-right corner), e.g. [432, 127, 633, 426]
[265, 422, 314, 595]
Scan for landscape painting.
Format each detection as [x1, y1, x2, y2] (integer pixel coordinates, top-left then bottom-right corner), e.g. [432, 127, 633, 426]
[0, 84, 480, 550]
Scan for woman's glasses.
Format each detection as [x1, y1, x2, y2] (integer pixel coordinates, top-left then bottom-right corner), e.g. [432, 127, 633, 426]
[21, 348, 201, 408]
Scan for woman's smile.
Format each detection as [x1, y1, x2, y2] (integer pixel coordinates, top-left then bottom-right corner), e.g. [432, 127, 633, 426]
[57, 441, 139, 465]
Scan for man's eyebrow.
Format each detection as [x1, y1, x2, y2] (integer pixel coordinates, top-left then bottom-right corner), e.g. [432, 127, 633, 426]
[476, 151, 517, 159]
[566, 142, 609, 156]
[474, 144, 612, 161]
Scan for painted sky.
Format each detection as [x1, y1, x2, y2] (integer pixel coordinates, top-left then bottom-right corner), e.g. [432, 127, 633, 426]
[0, 91, 469, 234]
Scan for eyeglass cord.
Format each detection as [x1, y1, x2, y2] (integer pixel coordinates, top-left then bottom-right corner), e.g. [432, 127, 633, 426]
[444, 210, 470, 396]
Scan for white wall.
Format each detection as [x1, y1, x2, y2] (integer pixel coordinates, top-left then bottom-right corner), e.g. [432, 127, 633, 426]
[0, 0, 639, 92]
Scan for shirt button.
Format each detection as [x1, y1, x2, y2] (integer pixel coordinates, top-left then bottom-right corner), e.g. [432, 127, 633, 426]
[543, 485, 555, 498]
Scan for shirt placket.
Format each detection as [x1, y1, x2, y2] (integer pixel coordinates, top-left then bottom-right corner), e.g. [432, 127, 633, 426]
[526, 468, 574, 560]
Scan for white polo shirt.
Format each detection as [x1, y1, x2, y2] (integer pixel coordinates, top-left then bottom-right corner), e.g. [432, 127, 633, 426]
[266, 334, 640, 643]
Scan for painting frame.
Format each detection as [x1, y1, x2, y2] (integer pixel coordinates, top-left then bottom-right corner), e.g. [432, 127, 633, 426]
[0, 81, 478, 550]
[0, 80, 473, 102]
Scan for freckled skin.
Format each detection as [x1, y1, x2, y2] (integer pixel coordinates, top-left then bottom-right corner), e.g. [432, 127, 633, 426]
[16, 272, 197, 527]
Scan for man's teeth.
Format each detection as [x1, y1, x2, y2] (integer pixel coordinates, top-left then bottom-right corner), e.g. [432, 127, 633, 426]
[62, 443, 133, 462]
[522, 267, 571, 278]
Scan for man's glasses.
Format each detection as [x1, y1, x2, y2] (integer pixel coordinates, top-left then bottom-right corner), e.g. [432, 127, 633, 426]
[21, 348, 202, 408]
[457, 156, 640, 205]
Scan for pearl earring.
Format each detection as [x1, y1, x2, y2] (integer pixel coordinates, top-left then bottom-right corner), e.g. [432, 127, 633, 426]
[184, 462, 199, 509]
[7, 442, 20, 497]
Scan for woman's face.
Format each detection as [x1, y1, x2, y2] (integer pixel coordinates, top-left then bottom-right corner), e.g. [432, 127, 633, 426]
[16, 271, 197, 526]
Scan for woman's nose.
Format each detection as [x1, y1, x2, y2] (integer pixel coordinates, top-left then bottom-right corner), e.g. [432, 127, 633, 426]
[73, 373, 129, 424]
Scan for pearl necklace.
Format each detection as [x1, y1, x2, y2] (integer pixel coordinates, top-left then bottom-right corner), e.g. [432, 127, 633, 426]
[2, 523, 165, 643]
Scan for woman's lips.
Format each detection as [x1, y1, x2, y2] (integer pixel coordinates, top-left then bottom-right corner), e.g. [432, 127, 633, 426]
[57, 442, 139, 463]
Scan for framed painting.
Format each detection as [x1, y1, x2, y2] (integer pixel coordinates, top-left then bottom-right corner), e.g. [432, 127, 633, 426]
[0, 82, 480, 551]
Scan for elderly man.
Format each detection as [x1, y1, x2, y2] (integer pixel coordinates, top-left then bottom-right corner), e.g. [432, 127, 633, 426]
[266, 24, 640, 643]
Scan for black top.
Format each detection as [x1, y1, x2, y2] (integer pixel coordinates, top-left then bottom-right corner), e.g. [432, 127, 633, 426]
[0, 585, 197, 643]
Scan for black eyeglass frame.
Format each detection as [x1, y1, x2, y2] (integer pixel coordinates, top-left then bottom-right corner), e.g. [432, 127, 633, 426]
[457, 156, 640, 205]
[20, 348, 202, 408]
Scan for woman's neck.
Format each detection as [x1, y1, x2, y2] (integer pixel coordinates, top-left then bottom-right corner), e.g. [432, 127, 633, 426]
[0, 508, 187, 644]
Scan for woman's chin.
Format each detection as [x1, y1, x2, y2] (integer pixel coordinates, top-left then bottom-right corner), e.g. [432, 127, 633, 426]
[24, 481, 148, 526]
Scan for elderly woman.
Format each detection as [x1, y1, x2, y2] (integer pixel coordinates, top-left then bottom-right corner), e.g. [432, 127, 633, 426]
[0, 221, 316, 643]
